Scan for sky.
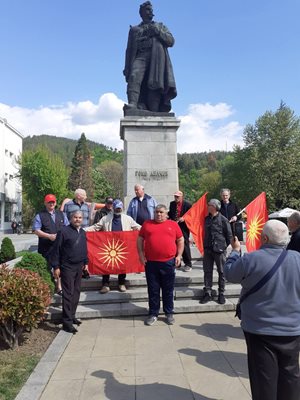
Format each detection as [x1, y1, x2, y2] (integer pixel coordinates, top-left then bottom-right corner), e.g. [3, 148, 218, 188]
[1, 0, 299, 153]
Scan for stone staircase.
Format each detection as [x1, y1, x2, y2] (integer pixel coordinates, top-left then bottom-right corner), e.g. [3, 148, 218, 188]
[46, 259, 241, 320]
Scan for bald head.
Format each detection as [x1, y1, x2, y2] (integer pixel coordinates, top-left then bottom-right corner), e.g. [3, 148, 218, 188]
[261, 220, 289, 246]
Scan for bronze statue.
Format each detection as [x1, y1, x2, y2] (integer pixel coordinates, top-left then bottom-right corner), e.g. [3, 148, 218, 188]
[123, 1, 177, 114]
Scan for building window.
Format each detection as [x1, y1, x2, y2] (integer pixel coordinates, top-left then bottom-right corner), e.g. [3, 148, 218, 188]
[4, 202, 12, 222]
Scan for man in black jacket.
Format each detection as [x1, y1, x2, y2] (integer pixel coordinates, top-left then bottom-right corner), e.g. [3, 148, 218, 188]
[168, 190, 192, 271]
[200, 198, 232, 305]
[287, 211, 300, 252]
[220, 188, 240, 223]
[93, 196, 114, 224]
[51, 211, 89, 334]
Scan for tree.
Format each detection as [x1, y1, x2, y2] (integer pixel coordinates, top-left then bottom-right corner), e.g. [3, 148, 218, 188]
[68, 133, 94, 200]
[98, 160, 123, 199]
[228, 103, 300, 210]
[92, 169, 113, 202]
[18, 146, 69, 212]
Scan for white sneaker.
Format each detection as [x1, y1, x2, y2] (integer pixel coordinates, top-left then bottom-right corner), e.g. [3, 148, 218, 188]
[145, 316, 157, 326]
[119, 285, 127, 292]
[100, 285, 110, 294]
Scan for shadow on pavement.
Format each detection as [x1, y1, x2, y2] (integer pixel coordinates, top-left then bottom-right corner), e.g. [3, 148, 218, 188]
[179, 348, 248, 378]
[180, 323, 244, 341]
[92, 370, 220, 400]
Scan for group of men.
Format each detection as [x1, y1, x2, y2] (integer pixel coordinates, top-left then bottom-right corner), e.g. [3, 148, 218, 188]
[32, 186, 300, 399]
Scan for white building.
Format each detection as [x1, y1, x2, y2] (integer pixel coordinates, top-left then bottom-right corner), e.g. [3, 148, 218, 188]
[0, 117, 23, 232]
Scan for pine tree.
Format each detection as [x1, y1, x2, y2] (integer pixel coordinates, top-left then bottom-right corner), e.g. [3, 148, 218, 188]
[68, 133, 94, 200]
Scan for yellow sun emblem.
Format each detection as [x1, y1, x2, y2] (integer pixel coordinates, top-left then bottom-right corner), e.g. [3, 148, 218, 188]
[97, 238, 128, 270]
[247, 214, 265, 247]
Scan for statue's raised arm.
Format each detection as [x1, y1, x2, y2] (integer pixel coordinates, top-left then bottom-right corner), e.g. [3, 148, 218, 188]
[123, 1, 177, 114]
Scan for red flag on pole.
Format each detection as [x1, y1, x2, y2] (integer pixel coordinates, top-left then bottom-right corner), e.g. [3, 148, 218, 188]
[183, 192, 208, 255]
[86, 231, 144, 275]
[245, 192, 268, 252]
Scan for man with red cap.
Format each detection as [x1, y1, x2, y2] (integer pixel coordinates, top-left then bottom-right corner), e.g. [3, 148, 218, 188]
[168, 190, 192, 271]
[32, 194, 69, 294]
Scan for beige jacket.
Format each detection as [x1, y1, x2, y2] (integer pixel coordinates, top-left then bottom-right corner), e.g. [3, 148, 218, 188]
[86, 213, 140, 232]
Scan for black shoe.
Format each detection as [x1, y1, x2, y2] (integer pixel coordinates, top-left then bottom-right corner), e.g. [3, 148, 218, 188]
[218, 294, 226, 305]
[73, 318, 82, 326]
[63, 324, 78, 334]
[200, 292, 212, 304]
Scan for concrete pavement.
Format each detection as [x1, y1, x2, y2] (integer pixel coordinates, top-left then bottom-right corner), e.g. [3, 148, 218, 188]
[17, 311, 251, 400]
[0, 232, 38, 253]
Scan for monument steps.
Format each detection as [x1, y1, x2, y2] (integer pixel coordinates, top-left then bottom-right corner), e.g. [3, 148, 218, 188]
[46, 261, 241, 320]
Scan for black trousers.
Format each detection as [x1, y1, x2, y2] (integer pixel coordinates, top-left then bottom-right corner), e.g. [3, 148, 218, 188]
[181, 228, 192, 267]
[61, 264, 82, 327]
[102, 274, 126, 286]
[244, 331, 300, 400]
[203, 249, 226, 294]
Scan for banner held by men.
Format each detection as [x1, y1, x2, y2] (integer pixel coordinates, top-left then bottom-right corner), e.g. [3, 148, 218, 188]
[245, 192, 268, 252]
[183, 192, 208, 255]
[87, 231, 144, 275]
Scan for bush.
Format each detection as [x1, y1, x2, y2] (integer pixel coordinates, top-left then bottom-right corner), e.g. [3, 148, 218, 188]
[0, 265, 51, 349]
[0, 237, 16, 263]
[16, 252, 55, 294]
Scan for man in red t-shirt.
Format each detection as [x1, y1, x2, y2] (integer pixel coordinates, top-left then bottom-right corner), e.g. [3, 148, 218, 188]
[137, 204, 184, 326]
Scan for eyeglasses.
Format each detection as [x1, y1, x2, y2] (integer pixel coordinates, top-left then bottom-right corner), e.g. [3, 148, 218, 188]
[155, 210, 165, 214]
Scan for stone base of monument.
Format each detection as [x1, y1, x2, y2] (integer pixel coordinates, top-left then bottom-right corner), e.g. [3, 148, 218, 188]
[120, 115, 181, 209]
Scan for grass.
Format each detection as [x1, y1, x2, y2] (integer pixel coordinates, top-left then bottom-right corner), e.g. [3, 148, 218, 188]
[0, 353, 38, 400]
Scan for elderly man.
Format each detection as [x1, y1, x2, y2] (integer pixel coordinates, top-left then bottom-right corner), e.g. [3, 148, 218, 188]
[51, 211, 89, 334]
[220, 188, 240, 223]
[200, 198, 232, 305]
[287, 211, 300, 252]
[168, 190, 192, 272]
[137, 204, 184, 325]
[33, 194, 69, 295]
[86, 199, 140, 293]
[63, 188, 90, 228]
[127, 184, 157, 225]
[224, 220, 300, 400]
[123, 1, 177, 112]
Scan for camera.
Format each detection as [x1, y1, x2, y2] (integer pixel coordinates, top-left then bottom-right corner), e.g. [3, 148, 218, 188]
[82, 269, 90, 279]
[231, 221, 244, 242]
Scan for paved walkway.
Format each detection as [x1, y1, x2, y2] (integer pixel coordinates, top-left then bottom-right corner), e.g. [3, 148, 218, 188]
[18, 311, 251, 400]
[0, 232, 37, 252]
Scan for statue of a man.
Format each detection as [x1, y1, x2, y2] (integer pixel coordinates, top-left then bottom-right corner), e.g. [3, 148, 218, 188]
[123, 1, 177, 113]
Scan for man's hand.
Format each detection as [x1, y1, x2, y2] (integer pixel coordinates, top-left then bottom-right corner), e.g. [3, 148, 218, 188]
[53, 268, 60, 279]
[139, 254, 147, 266]
[229, 216, 237, 223]
[231, 237, 241, 252]
[175, 255, 182, 268]
[48, 233, 57, 242]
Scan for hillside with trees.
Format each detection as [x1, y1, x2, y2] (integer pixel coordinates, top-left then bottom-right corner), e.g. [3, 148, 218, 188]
[21, 103, 300, 220]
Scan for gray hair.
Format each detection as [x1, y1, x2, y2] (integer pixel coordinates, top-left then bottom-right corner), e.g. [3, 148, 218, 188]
[155, 204, 168, 212]
[262, 220, 289, 246]
[220, 188, 231, 195]
[134, 184, 144, 190]
[70, 210, 83, 219]
[288, 211, 300, 225]
[75, 188, 87, 197]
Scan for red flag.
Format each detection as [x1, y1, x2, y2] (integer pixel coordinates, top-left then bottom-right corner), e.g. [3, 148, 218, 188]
[86, 231, 144, 275]
[245, 192, 268, 252]
[183, 192, 208, 255]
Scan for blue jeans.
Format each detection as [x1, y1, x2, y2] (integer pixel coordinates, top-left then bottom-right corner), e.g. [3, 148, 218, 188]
[145, 259, 176, 316]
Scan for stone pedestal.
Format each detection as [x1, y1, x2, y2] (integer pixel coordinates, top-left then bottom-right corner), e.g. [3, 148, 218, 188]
[120, 116, 181, 209]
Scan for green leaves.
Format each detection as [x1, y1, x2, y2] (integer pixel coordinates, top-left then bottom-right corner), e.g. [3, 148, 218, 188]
[0, 266, 51, 349]
[19, 146, 69, 211]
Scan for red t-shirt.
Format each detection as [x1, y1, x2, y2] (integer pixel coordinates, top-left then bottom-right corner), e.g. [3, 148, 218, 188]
[139, 219, 183, 261]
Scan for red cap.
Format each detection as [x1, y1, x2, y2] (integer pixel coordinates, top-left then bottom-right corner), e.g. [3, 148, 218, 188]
[174, 190, 183, 197]
[44, 194, 56, 203]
